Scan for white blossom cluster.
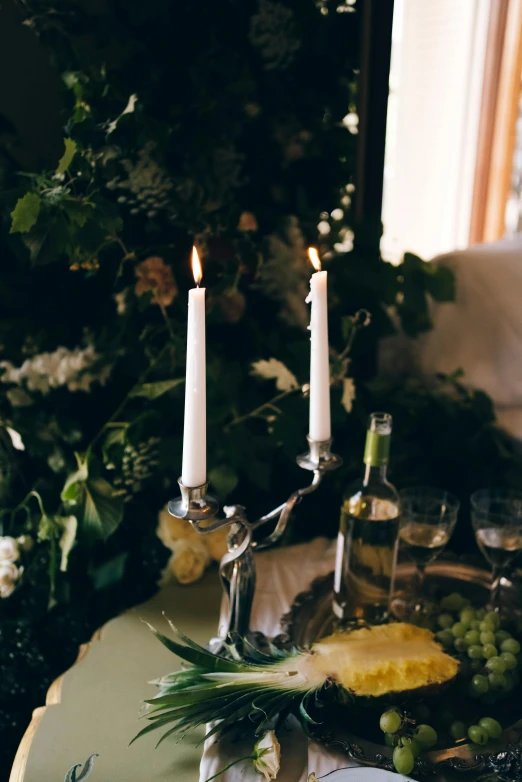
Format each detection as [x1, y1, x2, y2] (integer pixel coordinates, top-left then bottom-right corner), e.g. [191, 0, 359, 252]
[249, 0, 300, 70]
[0, 345, 112, 395]
[0, 536, 27, 598]
[106, 141, 173, 219]
[257, 216, 311, 329]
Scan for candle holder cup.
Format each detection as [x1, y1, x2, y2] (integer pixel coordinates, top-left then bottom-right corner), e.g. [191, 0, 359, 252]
[168, 436, 342, 653]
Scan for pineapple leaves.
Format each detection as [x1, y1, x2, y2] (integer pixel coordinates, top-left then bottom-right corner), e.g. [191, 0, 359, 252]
[135, 620, 308, 748]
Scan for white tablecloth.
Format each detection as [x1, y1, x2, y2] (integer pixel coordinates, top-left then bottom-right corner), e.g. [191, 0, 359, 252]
[199, 539, 407, 782]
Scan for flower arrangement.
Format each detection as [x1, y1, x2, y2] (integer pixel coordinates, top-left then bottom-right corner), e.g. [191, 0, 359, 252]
[0, 0, 521, 775]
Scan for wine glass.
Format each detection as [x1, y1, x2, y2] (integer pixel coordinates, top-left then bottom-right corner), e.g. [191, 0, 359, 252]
[471, 489, 522, 611]
[399, 487, 460, 615]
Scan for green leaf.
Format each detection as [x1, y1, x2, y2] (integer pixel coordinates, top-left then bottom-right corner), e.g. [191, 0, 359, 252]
[82, 477, 124, 541]
[209, 465, 238, 498]
[61, 459, 89, 502]
[58, 515, 78, 572]
[129, 378, 184, 400]
[91, 552, 128, 590]
[10, 193, 41, 234]
[56, 137, 77, 175]
[63, 198, 95, 228]
[61, 457, 123, 541]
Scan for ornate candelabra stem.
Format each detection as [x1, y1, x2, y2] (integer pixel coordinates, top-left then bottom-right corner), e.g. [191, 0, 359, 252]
[168, 436, 342, 652]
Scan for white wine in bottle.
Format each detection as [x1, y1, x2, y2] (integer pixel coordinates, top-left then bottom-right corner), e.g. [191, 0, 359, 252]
[333, 412, 400, 624]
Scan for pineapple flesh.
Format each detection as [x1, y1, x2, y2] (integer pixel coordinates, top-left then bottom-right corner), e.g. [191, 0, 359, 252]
[308, 623, 459, 697]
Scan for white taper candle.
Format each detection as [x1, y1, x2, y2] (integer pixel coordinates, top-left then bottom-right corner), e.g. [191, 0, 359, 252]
[181, 248, 207, 487]
[307, 248, 331, 442]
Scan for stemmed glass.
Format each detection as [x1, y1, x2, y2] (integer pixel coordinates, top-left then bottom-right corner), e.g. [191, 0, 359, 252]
[471, 489, 522, 611]
[399, 487, 460, 615]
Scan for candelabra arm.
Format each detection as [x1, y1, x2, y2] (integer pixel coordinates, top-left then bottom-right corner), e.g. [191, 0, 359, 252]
[253, 470, 323, 551]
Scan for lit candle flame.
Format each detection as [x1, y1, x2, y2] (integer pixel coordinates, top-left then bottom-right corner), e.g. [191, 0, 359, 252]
[191, 246, 202, 286]
[308, 247, 321, 272]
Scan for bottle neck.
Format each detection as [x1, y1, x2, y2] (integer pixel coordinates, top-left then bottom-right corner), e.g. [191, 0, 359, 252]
[363, 462, 388, 485]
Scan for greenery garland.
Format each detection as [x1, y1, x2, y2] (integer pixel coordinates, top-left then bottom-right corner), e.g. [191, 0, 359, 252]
[0, 0, 520, 775]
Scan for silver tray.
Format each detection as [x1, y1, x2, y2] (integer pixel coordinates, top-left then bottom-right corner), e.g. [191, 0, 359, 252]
[274, 561, 522, 781]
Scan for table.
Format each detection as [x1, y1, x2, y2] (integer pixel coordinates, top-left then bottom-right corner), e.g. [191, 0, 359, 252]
[10, 572, 222, 782]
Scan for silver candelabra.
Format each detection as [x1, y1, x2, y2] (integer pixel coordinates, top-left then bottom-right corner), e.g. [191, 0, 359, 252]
[168, 435, 342, 652]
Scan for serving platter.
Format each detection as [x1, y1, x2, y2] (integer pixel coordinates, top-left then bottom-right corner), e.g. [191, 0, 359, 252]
[274, 561, 522, 781]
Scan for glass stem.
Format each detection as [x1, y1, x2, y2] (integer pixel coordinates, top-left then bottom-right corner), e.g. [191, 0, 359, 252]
[490, 566, 503, 609]
[415, 563, 426, 603]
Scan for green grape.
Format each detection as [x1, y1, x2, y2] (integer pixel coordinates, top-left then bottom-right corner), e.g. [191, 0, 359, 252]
[479, 620, 495, 633]
[470, 620, 481, 630]
[452, 623, 467, 638]
[501, 672, 514, 692]
[501, 638, 521, 654]
[414, 724, 438, 748]
[480, 631, 496, 646]
[486, 656, 506, 674]
[465, 630, 480, 645]
[471, 674, 489, 695]
[470, 658, 483, 673]
[449, 720, 467, 741]
[485, 611, 501, 629]
[393, 746, 415, 776]
[475, 608, 486, 620]
[441, 593, 467, 612]
[483, 644, 498, 659]
[436, 629, 454, 648]
[488, 672, 507, 690]
[401, 736, 421, 758]
[478, 717, 502, 739]
[468, 644, 484, 659]
[437, 613, 454, 629]
[454, 638, 468, 653]
[495, 630, 511, 645]
[500, 652, 517, 670]
[460, 607, 475, 625]
[380, 710, 402, 733]
[468, 725, 489, 745]
[385, 732, 399, 748]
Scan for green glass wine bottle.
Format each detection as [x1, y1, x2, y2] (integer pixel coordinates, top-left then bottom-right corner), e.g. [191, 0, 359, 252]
[333, 412, 400, 624]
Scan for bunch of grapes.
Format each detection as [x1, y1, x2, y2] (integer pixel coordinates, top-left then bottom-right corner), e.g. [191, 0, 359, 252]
[379, 706, 438, 775]
[434, 593, 521, 702]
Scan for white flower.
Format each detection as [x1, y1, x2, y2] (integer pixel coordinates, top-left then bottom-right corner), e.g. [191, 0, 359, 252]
[0, 345, 112, 395]
[6, 427, 24, 450]
[17, 535, 34, 553]
[253, 730, 281, 781]
[168, 539, 210, 585]
[114, 290, 128, 315]
[251, 358, 299, 392]
[0, 537, 19, 562]
[341, 377, 356, 414]
[0, 562, 22, 598]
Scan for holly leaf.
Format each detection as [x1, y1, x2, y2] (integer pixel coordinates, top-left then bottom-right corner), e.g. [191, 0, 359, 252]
[56, 137, 77, 175]
[10, 193, 41, 234]
[129, 378, 184, 399]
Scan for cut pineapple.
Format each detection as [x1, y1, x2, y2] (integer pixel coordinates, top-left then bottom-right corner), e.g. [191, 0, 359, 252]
[135, 621, 458, 747]
[309, 623, 459, 697]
